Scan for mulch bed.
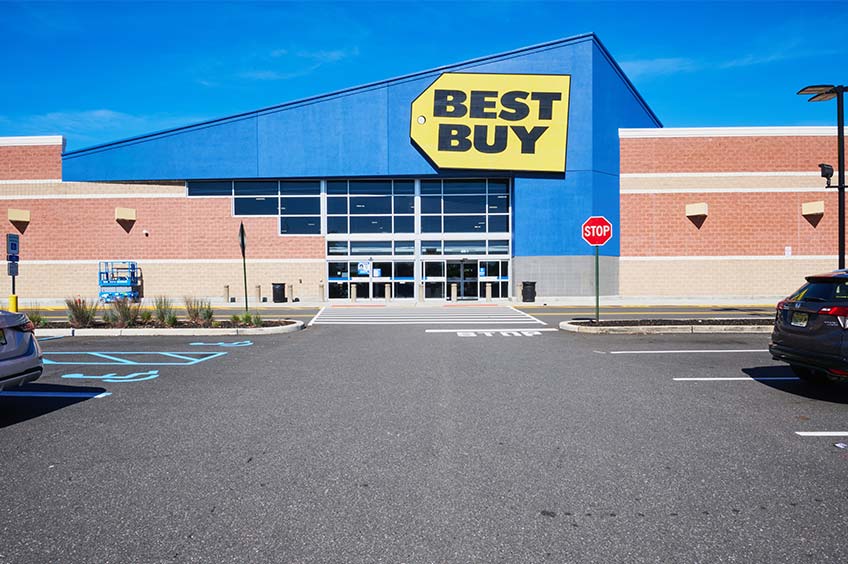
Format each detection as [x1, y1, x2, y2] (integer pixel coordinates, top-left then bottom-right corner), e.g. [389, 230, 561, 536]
[37, 319, 295, 329]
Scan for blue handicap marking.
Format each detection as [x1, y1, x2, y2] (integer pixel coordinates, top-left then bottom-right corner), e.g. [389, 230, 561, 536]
[62, 369, 160, 383]
[37, 336, 64, 342]
[43, 351, 227, 366]
[189, 340, 253, 347]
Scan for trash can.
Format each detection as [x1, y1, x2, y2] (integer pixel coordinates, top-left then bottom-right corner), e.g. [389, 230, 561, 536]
[272, 282, 287, 303]
[521, 281, 536, 303]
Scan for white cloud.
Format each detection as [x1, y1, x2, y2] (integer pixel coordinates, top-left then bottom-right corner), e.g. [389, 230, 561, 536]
[238, 46, 360, 82]
[619, 57, 700, 79]
[0, 109, 209, 148]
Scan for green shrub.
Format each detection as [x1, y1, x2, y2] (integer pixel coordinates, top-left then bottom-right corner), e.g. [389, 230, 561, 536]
[184, 296, 203, 325]
[25, 306, 44, 328]
[140, 310, 153, 323]
[241, 312, 253, 326]
[250, 312, 262, 327]
[230, 314, 241, 325]
[102, 310, 117, 326]
[111, 298, 140, 328]
[165, 312, 178, 327]
[153, 296, 174, 324]
[199, 301, 214, 327]
[65, 297, 99, 328]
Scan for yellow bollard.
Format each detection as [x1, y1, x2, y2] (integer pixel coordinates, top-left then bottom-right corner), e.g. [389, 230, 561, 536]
[8, 294, 18, 312]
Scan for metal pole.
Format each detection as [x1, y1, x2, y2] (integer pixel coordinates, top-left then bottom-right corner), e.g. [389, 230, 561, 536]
[838, 86, 845, 270]
[595, 246, 600, 323]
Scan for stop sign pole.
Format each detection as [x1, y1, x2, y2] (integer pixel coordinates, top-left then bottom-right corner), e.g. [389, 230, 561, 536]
[581, 216, 613, 323]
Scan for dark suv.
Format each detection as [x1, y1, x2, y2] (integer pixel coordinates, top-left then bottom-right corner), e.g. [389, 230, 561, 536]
[770, 271, 848, 384]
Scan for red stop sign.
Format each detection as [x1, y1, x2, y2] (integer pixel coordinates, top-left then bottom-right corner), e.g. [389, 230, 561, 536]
[582, 216, 613, 246]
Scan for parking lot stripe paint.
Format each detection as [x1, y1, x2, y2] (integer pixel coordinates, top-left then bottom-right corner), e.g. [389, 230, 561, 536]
[610, 349, 768, 355]
[508, 306, 547, 325]
[308, 306, 326, 326]
[425, 328, 559, 333]
[43, 351, 228, 366]
[795, 432, 848, 437]
[673, 377, 799, 381]
[0, 391, 112, 399]
[36, 336, 64, 342]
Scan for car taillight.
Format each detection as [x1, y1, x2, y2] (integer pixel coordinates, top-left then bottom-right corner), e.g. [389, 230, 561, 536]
[14, 320, 35, 333]
[818, 306, 848, 329]
[777, 300, 788, 311]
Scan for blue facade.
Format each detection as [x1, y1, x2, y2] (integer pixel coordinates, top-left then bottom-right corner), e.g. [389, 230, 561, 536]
[62, 33, 660, 260]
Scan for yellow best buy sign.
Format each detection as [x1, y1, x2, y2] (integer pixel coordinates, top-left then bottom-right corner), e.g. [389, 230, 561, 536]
[410, 72, 571, 173]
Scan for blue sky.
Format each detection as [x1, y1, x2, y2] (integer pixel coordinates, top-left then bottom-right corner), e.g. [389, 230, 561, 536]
[0, 1, 845, 151]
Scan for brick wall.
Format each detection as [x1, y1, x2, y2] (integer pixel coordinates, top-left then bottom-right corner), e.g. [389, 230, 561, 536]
[2, 196, 324, 260]
[621, 135, 837, 173]
[621, 192, 837, 257]
[0, 145, 62, 180]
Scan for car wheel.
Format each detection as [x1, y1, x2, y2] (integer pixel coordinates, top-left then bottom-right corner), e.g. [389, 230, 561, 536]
[790, 364, 828, 384]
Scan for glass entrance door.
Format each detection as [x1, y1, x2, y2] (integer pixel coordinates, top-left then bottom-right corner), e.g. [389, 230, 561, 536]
[446, 260, 479, 300]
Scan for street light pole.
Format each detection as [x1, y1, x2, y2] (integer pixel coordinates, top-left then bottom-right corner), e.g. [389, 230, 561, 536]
[838, 85, 845, 269]
[798, 84, 846, 269]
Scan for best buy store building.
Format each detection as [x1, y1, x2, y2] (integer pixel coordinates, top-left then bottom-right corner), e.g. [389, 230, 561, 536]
[1, 34, 838, 302]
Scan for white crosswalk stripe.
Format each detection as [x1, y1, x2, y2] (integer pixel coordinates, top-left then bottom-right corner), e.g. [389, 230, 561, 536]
[311, 305, 545, 325]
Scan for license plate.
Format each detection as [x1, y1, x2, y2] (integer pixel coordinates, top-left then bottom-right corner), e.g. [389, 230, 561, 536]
[791, 311, 809, 327]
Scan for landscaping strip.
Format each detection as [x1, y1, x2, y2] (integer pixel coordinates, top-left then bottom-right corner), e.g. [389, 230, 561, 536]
[35, 320, 304, 338]
[559, 319, 772, 335]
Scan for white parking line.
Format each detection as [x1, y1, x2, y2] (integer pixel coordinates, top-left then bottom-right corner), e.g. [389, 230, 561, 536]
[425, 328, 559, 333]
[308, 306, 326, 327]
[795, 432, 848, 437]
[508, 306, 548, 326]
[674, 377, 798, 381]
[0, 391, 112, 399]
[610, 349, 768, 355]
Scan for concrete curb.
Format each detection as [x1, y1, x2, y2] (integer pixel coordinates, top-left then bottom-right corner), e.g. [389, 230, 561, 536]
[559, 321, 772, 335]
[35, 320, 304, 338]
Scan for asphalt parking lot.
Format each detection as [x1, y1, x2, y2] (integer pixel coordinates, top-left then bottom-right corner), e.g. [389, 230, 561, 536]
[2, 319, 847, 563]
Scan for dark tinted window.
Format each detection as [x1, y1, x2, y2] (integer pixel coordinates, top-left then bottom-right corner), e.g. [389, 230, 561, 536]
[421, 216, 441, 233]
[394, 216, 414, 233]
[394, 241, 414, 255]
[488, 215, 509, 232]
[280, 197, 320, 215]
[327, 197, 347, 215]
[280, 217, 320, 234]
[327, 180, 348, 195]
[444, 215, 486, 232]
[488, 240, 509, 254]
[234, 181, 277, 195]
[443, 179, 486, 194]
[422, 241, 442, 255]
[488, 194, 509, 212]
[350, 241, 392, 255]
[394, 196, 415, 213]
[393, 180, 415, 194]
[421, 197, 441, 214]
[327, 216, 347, 234]
[488, 179, 509, 194]
[444, 241, 486, 255]
[350, 196, 391, 215]
[279, 181, 320, 195]
[234, 197, 277, 215]
[187, 181, 232, 196]
[327, 241, 348, 255]
[349, 180, 391, 195]
[791, 281, 848, 301]
[444, 195, 485, 214]
[350, 216, 392, 233]
[421, 180, 441, 195]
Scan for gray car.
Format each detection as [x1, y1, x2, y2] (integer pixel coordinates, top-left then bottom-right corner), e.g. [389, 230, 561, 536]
[770, 271, 848, 384]
[0, 311, 43, 390]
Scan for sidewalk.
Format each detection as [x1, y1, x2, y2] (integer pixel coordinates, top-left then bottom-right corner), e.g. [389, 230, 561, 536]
[14, 295, 783, 309]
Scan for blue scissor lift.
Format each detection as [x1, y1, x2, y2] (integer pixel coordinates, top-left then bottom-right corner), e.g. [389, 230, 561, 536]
[98, 261, 140, 302]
